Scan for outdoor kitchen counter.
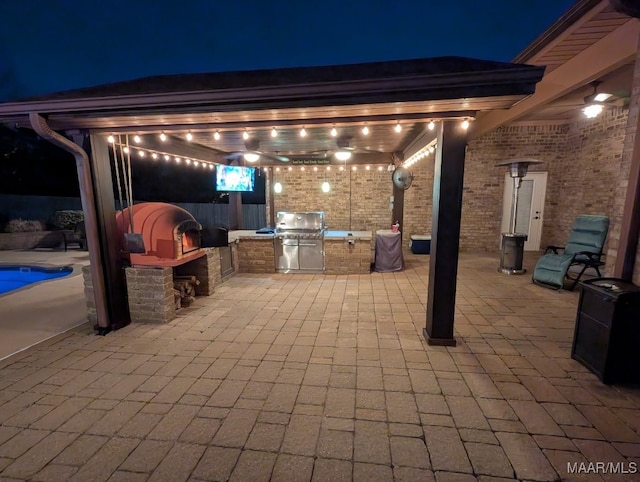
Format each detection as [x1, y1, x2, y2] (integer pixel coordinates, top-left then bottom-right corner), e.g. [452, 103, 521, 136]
[324, 230, 373, 275]
[228, 231, 275, 273]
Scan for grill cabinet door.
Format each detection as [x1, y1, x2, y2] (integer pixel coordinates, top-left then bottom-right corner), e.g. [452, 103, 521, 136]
[276, 238, 299, 270]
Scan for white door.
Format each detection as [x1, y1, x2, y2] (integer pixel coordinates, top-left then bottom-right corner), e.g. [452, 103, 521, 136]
[501, 172, 547, 251]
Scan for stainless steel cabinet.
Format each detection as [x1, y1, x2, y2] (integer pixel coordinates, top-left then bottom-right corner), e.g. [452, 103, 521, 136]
[276, 237, 299, 271]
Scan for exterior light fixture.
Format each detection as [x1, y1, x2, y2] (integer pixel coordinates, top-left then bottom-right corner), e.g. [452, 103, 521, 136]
[330, 126, 338, 137]
[288, 166, 292, 171]
[301, 166, 305, 171]
[352, 166, 358, 171]
[313, 166, 318, 171]
[428, 121, 435, 130]
[214, 131, 221, 140]
[335, 150, 352, 161]
[271, 127, 278, 137]
[186, 132, 193, 141]
[244, 153, 260, 162]
[321, 181, 330, 193]
[461, 119, 470, 130]
[339, 166, 344, 171]
[583, 104, 604, 118]
[160, 132, 167, 142]
[274, 182, 283, 193]
[366, 165, 370, 170]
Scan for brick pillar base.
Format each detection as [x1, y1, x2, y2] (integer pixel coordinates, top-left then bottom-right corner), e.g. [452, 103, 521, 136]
[81, 265, 96, 326]
[174, 249, 221, 296]
[125, 266, 175, 323]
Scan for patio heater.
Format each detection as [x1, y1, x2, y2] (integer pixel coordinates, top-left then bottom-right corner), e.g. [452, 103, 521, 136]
[496, 159, 543, 274]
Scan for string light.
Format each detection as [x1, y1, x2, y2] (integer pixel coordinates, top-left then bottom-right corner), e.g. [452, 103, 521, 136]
[185, 159, 192, 165]
[330, 126, 338, 137]
[394, 122, 402, 133]
[193, 161, 199, 167]
[151, 153, 158, 159]
[160, 132, 167, 142]
[107, 135, 115, 143]
[362, 124, 369, 135]
[186, 131, 193, 141]
[300, 127, 307, 137]
[271, 127, 278, 137]
[428, 121, 435, 130]
[123, 147, 129, 153]
[175, 157, 181, 163]
[164, 155, 170, 161]
[138, 150, 145, 157]
[461, 119, 470, 130]
[243, 130, 249, 140]
[214, 131, 221, 140]
[134, 135, 141, 144]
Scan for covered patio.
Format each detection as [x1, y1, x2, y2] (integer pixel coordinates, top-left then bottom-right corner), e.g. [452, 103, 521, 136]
[1, 252, 637, 481]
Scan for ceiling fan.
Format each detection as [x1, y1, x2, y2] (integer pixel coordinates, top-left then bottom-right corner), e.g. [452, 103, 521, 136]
[224, 139, 290, 163]
[309, 136, 385, 161]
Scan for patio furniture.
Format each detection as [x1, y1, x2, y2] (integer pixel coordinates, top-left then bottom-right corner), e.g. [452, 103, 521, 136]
[532, 214, 609, 290]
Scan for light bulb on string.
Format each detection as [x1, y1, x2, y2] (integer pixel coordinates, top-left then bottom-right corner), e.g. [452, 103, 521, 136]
[151, 153, 158, 160]
[300, 127, 307, 137]
[138, 150, 145, 157]
[133, 135, 141, 144]
[160, 132, 167, 142]
[461, 119, 470, 130]
[271, 127, 278, 137]
[394, 122, 402, 133]
[243, 130, 249, 140]
[362, 124, 369, 135]
[175, 157, 181, 163]
[214, 131, 221, 140]
[428, 121, 435, 130]
[330, 126, 337, 137]
[186, 131, 193, 141]
[107, 135, 115, 143]
[164, 155, 170, 161]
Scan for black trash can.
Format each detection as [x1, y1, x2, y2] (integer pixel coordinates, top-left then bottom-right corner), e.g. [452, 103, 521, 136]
[499, 232, 527, 274]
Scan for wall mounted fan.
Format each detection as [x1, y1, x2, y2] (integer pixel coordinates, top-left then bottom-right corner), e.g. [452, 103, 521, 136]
[225, 139, 290, 163]
[392, 167, 413, 190]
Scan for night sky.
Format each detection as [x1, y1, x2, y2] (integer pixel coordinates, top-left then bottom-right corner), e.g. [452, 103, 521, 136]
[0, 0, 575, 101]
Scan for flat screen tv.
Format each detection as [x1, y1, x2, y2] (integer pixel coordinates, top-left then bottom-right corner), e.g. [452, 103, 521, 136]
[216, 165, 255, 192]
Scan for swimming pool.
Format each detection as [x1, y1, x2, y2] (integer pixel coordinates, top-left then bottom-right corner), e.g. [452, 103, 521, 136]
[0, 265, 73, 295]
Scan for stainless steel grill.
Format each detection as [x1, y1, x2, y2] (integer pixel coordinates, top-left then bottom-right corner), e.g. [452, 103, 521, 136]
[275, 212, 325, 272]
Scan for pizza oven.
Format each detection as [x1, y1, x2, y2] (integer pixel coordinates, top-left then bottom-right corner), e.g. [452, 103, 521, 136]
[115, 202, 204, 267]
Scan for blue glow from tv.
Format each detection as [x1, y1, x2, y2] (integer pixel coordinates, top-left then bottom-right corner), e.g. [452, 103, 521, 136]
[216, 165, 255, 192]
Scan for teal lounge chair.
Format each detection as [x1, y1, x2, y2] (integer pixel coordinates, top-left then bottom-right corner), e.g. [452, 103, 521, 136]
[532, 215, 609, 291]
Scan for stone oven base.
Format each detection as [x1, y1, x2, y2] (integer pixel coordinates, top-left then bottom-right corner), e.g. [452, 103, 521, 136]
[83, 248, 223, 326]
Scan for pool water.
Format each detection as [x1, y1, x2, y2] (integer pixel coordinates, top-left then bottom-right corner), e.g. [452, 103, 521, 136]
[0, 266, 73, 295]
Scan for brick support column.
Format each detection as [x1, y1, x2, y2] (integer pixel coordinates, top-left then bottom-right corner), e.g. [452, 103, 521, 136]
[81, 265, 96, 327]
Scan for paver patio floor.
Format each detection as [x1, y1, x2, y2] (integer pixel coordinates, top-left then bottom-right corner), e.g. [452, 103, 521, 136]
[0, 252, 639, 481]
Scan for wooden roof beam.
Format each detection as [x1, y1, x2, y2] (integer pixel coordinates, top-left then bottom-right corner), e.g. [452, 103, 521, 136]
[469, 19, 639, 139]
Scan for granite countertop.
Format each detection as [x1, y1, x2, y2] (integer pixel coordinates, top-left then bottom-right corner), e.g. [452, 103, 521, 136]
[324, 230, 372, 240]
[228, 230, 373, 242]
[228, 230, 275, 242]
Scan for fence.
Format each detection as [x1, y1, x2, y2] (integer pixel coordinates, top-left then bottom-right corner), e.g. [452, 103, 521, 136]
[0, 194, 266, 230]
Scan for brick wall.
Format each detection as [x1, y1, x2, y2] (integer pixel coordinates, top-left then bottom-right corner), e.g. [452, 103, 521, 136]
[460, 109, 627, 260]
[325, 238, 373, 274]
[402, 160, 433, 249]
[125, 266, 175, 323]
[272, 165, 391, 232]
[238, 238, 275, 273]
[174, 249, 221, 295]
[81, 265, 96, 326]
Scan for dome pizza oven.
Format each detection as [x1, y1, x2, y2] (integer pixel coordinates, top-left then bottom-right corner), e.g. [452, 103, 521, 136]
[115, 202, 204, 267]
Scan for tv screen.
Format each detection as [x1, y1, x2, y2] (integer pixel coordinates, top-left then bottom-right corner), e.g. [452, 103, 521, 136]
[216, 165, 255, 192]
